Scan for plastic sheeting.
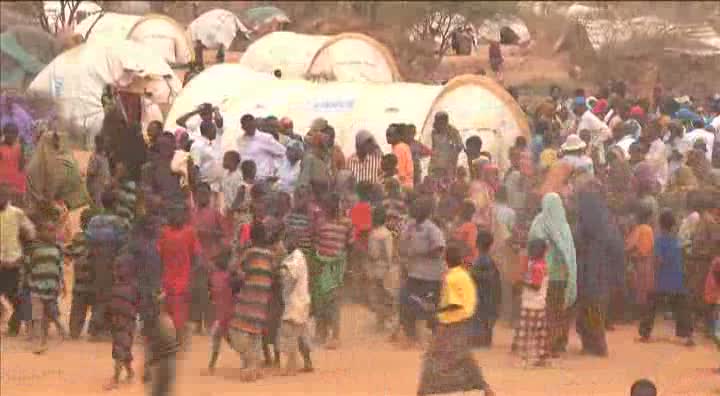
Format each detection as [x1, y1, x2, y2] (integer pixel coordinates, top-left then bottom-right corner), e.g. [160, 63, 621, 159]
[75, 13, 193, 64]
[188, 9, 249, 50]
[240, 32, 401, 83]
[27, 40, 182, 144]
[164, 72, 528, 172]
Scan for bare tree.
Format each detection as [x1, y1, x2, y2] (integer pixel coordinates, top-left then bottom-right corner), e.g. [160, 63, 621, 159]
[5, 1, 85, 34]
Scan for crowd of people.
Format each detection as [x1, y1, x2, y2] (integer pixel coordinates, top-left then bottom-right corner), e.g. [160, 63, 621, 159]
[0, 80, 719, 396]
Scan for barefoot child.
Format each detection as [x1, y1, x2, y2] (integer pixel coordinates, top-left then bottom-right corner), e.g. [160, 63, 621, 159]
[367, 207, 395, 332]
[515, 238, 550, 368]
[207, 249, 233, 374]
[26, 216, 67, 354]
[277, 237, 313, 375]
[105, 253, 140, 390]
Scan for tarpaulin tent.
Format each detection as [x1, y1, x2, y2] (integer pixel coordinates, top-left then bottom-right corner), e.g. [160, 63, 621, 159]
[1, 26, 61, 90]
[188, 9, 250, 50]
[27, 39, 182, 146]
[75, 13, 194, 65]
[164, 72, 528, 172]
[240, 31, 401, 83]
[242, 6, 290, 32]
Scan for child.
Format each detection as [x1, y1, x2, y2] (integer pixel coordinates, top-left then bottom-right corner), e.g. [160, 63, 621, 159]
[630, 379, 657, 396]
[67, 207, 101, 339]
[86, 134, 111, 207]
[104, 253, 139, 390]
[348, 182, 373, 301]
[367, 207, 395, 332]
[157, 204, 201, 349]
[112, 163, 138, 229]
[277, 237, 314, 375]
[417, 241, 495, 396]
[638, 210, 694, 346]
[284, 186, 313, 252]
[191, 183, 227, 335]
[312, 193, 354, 349]
[228, 222, 276, 382]
[231, 160, 256, 227]
[382, 178, 407, 239]
[515, 238, 550, 368]
[26, 217, 67, 354]
[221, 150, 242, 216]
[207, 248, 233, 374]
[452, 201, 479, 266]
[626, 206, 655, 313]
[381, 153, 400, 188]
[469, 230, 501, 348]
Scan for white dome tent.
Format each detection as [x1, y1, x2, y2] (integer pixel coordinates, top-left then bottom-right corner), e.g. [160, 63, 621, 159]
[28, 39, 182, 145]
[239, 31, 401, 83]
[75, 13, 194, 65]
[188, 9, 250, 50]
[164, 73, 528, 172]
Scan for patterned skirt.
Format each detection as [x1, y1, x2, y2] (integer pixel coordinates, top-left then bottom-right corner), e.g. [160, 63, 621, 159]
[545, 280, 570, 352]
[514, 308, 548, 363]
[417, 321, 488, 395]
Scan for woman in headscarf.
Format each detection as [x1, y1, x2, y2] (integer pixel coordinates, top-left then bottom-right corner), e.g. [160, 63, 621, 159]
[468, 162, 499, 232]
[574, 181, 624, 356]
[527, 192, 577, 355]
[687, 148, 717, 188]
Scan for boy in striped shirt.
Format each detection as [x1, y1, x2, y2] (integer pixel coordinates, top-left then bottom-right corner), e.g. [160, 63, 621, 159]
[67, 207, 101, 339]
[312, 193, 354, 349]
[26, 218, 67, 354]
[228, 222, 276, 382]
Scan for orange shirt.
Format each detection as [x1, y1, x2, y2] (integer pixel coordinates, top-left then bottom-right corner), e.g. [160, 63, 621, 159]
[453, 221, 479, 266]
[625, 224, 654, 257]
[392, 142, 414, 189]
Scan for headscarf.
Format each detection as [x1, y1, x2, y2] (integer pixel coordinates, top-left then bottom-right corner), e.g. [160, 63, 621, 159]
[528, 192, 577, 308]
[667, 165, 698, 192]
[687, 149, 715, 187]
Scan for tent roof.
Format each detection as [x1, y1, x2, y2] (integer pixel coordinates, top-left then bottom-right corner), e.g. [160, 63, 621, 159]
[240, 31, 401, 82]
[188, 9, 249, 50]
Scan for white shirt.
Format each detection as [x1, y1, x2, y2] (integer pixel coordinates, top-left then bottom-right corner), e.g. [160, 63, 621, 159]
[190, 135, 223, 191]
[221, 169, 244, 212]
[0, 204, 36, 265]
[561, 154, 594, 176]
[236, 131, 286, 180]
[614, 135, 636, 159]
[276, 158, 301, 194]
[521, 273, 549, 310]
[184, 115, 224, 143]
[683, 128, 715, 161]
[577, 110, 611, 142]
[646, 138, 669, 188]
[279, 249, 310, 325]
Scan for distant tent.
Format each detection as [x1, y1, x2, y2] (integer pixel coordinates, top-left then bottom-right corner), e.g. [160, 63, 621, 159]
[242, 6, 290, 33]
[188, 9, 250, 50]
[240, 31, 401, 83]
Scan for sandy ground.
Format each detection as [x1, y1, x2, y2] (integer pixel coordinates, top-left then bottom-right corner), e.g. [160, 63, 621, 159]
[1, 303, 718, 396]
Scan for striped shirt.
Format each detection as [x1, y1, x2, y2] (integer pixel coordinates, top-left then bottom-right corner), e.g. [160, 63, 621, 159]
[346, 152, 383, 185]
[26, 242, 64, 300]
[314, 218, 354, 258]
[66, 232, 93, 294]
[284, 211, 313, 251]
[231, 247, 275, 335]
[115, 180, 137, 228]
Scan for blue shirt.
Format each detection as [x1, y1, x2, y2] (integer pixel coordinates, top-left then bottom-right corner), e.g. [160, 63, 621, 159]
[654, 234, 685, 293]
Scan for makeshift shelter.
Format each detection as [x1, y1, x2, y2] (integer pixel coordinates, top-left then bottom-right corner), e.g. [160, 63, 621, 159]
[27, 40, 182, 146]
[188, 9, 250, 50]
[242, 5, 290, 36]
[164, 73, 528, 172]
[240, 31, 401, 83]
[1, 26, 62, 90]
[75, 13, 193, 65]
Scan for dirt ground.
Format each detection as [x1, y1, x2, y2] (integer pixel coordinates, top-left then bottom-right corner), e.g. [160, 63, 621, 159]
[1, 302, 718, 396]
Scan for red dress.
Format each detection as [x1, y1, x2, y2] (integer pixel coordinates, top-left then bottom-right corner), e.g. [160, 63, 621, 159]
[0, 143, 25, 194]
[157, 224, 201, 330]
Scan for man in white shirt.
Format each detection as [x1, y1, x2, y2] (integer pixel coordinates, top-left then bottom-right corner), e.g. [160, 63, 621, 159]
[682, 119, 715, 162]
[574, 97, 611, 165]
[236, 114, 286, 181]
[176, 103, 224, 143]
[613, 121, 637, 159]
[190, 120, 224, 206]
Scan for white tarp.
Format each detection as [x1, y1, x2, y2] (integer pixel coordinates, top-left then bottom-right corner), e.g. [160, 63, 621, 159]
[28, 40, 182, 143]
[239, 31, 400, 83]
[165, 73, 528, 171]
[75, 13, 193, 64]
[188, 9, 249, 50]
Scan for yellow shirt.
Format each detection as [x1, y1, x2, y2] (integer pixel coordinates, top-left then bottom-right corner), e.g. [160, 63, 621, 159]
[437, 266, 477, 324]
[540, 148, 558, 169]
